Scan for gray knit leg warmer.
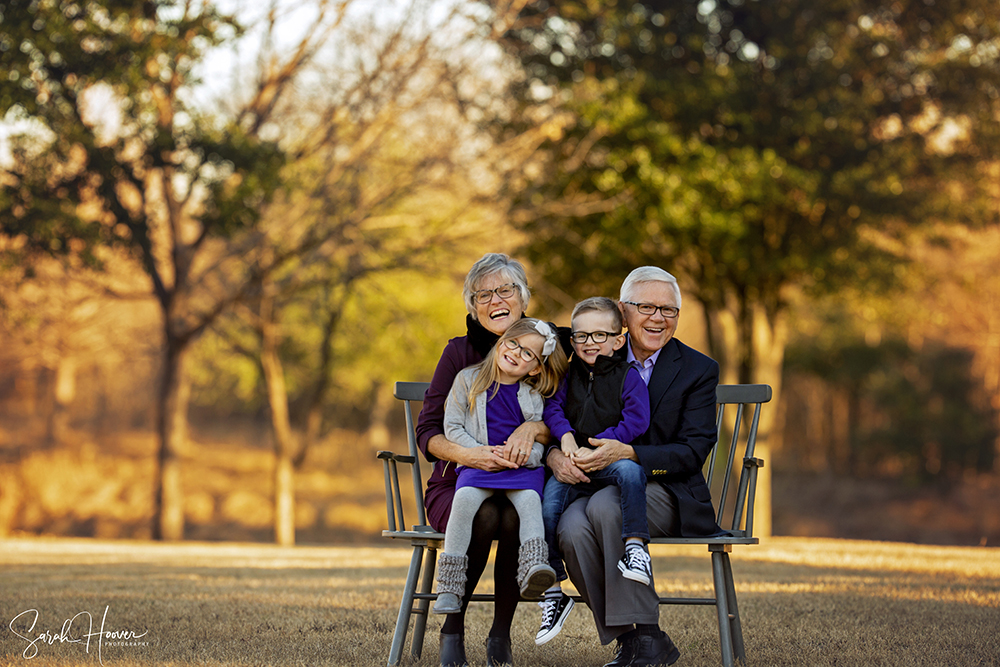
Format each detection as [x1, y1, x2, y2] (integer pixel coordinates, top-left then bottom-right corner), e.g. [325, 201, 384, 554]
[517, 537, 556, 599]
[436, 552, 469, 596]
[433, 552, 469, 615]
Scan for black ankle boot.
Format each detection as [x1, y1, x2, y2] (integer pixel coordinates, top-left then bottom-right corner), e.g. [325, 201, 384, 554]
[486, 636, 513, 667]
[439, 632, 467, 667]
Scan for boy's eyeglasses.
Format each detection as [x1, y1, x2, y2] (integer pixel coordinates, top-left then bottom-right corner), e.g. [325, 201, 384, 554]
[474, 283, 517, 304]
[570, 331, 618, 344]
[502, 338, 538, 363]
[623, 301, 679, 318]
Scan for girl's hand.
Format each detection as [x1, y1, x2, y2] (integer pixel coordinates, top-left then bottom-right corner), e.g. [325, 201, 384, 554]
[572, 437, 636, 474]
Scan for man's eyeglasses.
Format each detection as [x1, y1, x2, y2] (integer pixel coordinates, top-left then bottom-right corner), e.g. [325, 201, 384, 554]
[570, 331, 618, 344]
[623, 301, 679, 318]
[502, 338, 538, 363]
[474, 283, 517, 304]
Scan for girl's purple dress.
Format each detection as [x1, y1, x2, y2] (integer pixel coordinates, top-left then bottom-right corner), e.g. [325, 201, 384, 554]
[455, 382, 545, 497]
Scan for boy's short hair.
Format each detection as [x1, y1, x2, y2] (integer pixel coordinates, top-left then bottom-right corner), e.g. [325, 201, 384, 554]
[571, 296, 624, 334]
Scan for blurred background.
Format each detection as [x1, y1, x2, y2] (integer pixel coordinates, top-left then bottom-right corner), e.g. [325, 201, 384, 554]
[1, 0, 998, 547]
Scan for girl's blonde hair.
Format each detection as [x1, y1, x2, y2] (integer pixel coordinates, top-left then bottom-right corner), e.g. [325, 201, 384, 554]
[467, 318, 568, 413]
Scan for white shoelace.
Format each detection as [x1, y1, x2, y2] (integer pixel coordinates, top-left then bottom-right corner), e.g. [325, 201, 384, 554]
[625, 546, 651, 570]
[539, 597, 560, 626]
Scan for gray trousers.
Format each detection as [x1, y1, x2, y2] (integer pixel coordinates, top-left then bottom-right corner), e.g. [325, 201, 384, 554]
[444, 486, 544, 555]
[556, 482, 680, 645]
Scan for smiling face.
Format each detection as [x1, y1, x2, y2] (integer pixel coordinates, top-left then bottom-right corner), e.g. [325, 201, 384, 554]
[571, 310, 626, 366]
[473, 272, 526, 335]
[495, 332, 544, 383]
[620, 281, 680, 363]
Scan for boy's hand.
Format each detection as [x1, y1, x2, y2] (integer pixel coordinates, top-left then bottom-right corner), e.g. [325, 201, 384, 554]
[571, 437, 638, 474]
[560, 432, 580, 458]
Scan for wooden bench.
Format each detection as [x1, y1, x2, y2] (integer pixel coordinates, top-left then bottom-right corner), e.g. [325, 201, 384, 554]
[378, 380, 771, 667]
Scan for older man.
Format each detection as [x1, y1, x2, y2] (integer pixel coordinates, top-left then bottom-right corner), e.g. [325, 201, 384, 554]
[546, 266, 721, 667]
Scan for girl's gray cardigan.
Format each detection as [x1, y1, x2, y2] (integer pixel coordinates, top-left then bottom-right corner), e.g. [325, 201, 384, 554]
[443, 366, 545, 468]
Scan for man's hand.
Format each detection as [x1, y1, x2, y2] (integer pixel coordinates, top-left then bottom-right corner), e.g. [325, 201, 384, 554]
[572, 437, 637, 474]
[547, 447, 589, 484]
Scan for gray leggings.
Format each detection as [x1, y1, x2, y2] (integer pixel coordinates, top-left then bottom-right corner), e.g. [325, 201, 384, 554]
[443, 487, 543, 556]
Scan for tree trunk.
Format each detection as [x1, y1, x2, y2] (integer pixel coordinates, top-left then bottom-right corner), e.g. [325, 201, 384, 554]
[274, 451, 296, 546]
[260, 285, 297, 546]
[704, 300, 787, 538]
[47, 356, 76, 445]
[747, 304, 788, 540]
[153, 337, 191, 541]
[365, 381, 392, 450]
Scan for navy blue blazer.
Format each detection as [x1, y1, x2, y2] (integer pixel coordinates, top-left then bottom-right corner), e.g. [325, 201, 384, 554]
[616, 337, 722, 537]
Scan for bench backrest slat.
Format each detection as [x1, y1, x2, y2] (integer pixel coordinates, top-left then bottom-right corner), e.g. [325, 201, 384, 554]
[394, 382, 431, 529]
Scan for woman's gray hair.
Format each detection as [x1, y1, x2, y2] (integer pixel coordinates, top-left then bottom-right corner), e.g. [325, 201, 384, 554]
[463, 253, 531, 317]
[619, 266, 682, 308]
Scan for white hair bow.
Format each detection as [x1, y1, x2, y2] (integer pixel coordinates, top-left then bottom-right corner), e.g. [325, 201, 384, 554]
[534, 320, 558, 359]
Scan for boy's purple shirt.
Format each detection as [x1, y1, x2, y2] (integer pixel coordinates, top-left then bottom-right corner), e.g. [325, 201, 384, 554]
[543, 358, 651, 446]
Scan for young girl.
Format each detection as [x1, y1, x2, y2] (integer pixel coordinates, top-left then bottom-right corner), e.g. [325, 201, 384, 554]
[433, 318, 569, 615]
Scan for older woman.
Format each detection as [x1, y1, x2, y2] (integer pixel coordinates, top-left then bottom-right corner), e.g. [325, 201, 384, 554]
[415, 253, 551, 667]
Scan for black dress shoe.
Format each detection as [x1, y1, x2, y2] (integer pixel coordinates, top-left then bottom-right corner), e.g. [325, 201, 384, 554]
[485, 636, 513, 667]
[439, 632, 467, 667]
[603, 635, 637, 667]
[631, 631, 680, 667]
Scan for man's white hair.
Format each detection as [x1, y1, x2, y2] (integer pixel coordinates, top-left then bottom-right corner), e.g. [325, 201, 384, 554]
[619, 266, 682, 307]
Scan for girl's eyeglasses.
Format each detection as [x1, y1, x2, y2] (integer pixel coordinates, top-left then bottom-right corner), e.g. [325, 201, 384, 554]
[502, 338, 538, 363]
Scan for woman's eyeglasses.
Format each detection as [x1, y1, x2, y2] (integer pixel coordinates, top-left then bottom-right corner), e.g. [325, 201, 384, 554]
[474, 283, 517, 304]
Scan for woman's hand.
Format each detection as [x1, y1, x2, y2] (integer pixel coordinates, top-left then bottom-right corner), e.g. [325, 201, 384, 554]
[547, 448, 589, 484]
[462, 444, 519, 472]
[502, 420, 548, 468]
[572, 437, 637, 474]
[427, 434, 516, 472]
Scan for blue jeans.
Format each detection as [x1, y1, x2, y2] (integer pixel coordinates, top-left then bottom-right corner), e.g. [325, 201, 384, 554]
[543, 458, 649, 581]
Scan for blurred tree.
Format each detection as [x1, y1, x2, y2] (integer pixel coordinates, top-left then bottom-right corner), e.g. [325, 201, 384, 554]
[900, 224, 1000, 471]
[0, 0, 350, 540]
[490, 0, 1000, 534]
[185, 0, 520, 545]
[0, 250, 156, 443]
[785, 334, 998, 483]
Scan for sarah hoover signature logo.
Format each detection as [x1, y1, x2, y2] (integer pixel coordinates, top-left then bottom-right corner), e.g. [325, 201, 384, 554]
[9, 606, 149, 665]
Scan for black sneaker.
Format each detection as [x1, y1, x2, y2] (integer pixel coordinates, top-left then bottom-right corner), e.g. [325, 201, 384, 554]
[617, 545, 653, 585]
[534, 592, 575, 645]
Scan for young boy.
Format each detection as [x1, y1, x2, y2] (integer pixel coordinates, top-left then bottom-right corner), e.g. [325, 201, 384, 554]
[536, 297, 652, 645]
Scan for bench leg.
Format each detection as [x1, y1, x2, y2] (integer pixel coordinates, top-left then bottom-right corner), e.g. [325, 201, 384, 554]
[720, 551, 746, 665]
[410, 547, 438, 661]
[388, 545, 424, 667]
[711, 549, 736, 667]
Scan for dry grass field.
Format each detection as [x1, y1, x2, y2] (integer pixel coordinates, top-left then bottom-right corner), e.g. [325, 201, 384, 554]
[1, 536, 998, 667]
